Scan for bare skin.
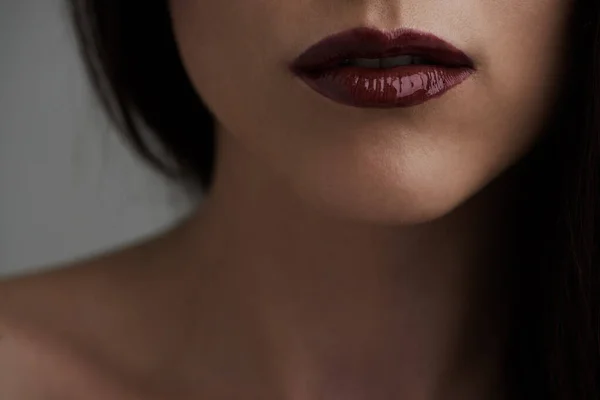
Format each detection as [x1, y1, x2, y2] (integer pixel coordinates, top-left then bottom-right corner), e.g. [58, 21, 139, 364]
[0, 123, 520, 399]
[0, 0, 571, 398]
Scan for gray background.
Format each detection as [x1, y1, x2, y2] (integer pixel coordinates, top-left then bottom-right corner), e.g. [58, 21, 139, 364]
[0, 1, 191, 277]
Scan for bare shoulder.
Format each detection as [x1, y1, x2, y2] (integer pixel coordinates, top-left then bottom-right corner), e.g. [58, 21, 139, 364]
[0, 238, 172, 399]
[0, 240, 153, 334]
[0, 301, 119, 399]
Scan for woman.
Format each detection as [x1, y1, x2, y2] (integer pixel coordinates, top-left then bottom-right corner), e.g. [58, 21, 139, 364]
[0, 0, 598, 398]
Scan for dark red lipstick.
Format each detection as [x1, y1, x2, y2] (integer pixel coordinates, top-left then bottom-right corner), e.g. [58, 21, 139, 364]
[290, 27, 476, 108]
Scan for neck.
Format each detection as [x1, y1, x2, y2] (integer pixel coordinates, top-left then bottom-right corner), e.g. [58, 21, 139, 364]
[167, 128, 518, 400]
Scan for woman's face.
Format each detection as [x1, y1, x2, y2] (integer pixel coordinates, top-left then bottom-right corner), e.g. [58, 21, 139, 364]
[170, 0, 572, 224]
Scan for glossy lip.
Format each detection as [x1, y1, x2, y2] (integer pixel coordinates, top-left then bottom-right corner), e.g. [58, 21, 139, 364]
[290, 26, 476, 74]
[289, 26, 476, 108]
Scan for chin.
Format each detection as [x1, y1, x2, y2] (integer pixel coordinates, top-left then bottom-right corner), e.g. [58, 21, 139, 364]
[286, 155, 492, 226]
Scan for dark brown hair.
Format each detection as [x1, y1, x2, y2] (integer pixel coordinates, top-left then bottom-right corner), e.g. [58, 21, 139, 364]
[66, 1, 599, 398]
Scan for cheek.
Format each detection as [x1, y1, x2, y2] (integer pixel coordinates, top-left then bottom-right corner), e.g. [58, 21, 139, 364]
[469, 0, 572, 141]
[169, 0, 284, 106]
[169, 0, 293, 148]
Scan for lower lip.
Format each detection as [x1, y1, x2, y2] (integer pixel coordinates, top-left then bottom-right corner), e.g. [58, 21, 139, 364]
[296, 65, 475, 108]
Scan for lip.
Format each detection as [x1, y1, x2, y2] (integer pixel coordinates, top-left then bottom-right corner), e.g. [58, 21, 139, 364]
[290, 26, 476, 108]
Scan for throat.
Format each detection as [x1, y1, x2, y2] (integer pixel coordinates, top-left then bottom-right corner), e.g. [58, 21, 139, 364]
[248, 272, 506, 400]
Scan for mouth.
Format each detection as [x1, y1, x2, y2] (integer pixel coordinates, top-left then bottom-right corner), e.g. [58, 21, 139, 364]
[289, 27, 476, 108]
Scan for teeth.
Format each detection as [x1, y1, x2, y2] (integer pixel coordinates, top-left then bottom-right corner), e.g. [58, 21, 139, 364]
[381, 55, 428, 68]
[342, 55, 429, 68]
[349, 58, 382, 68]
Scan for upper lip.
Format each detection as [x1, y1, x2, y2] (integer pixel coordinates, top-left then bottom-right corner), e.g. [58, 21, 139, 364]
[290, 26, 475, 74]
